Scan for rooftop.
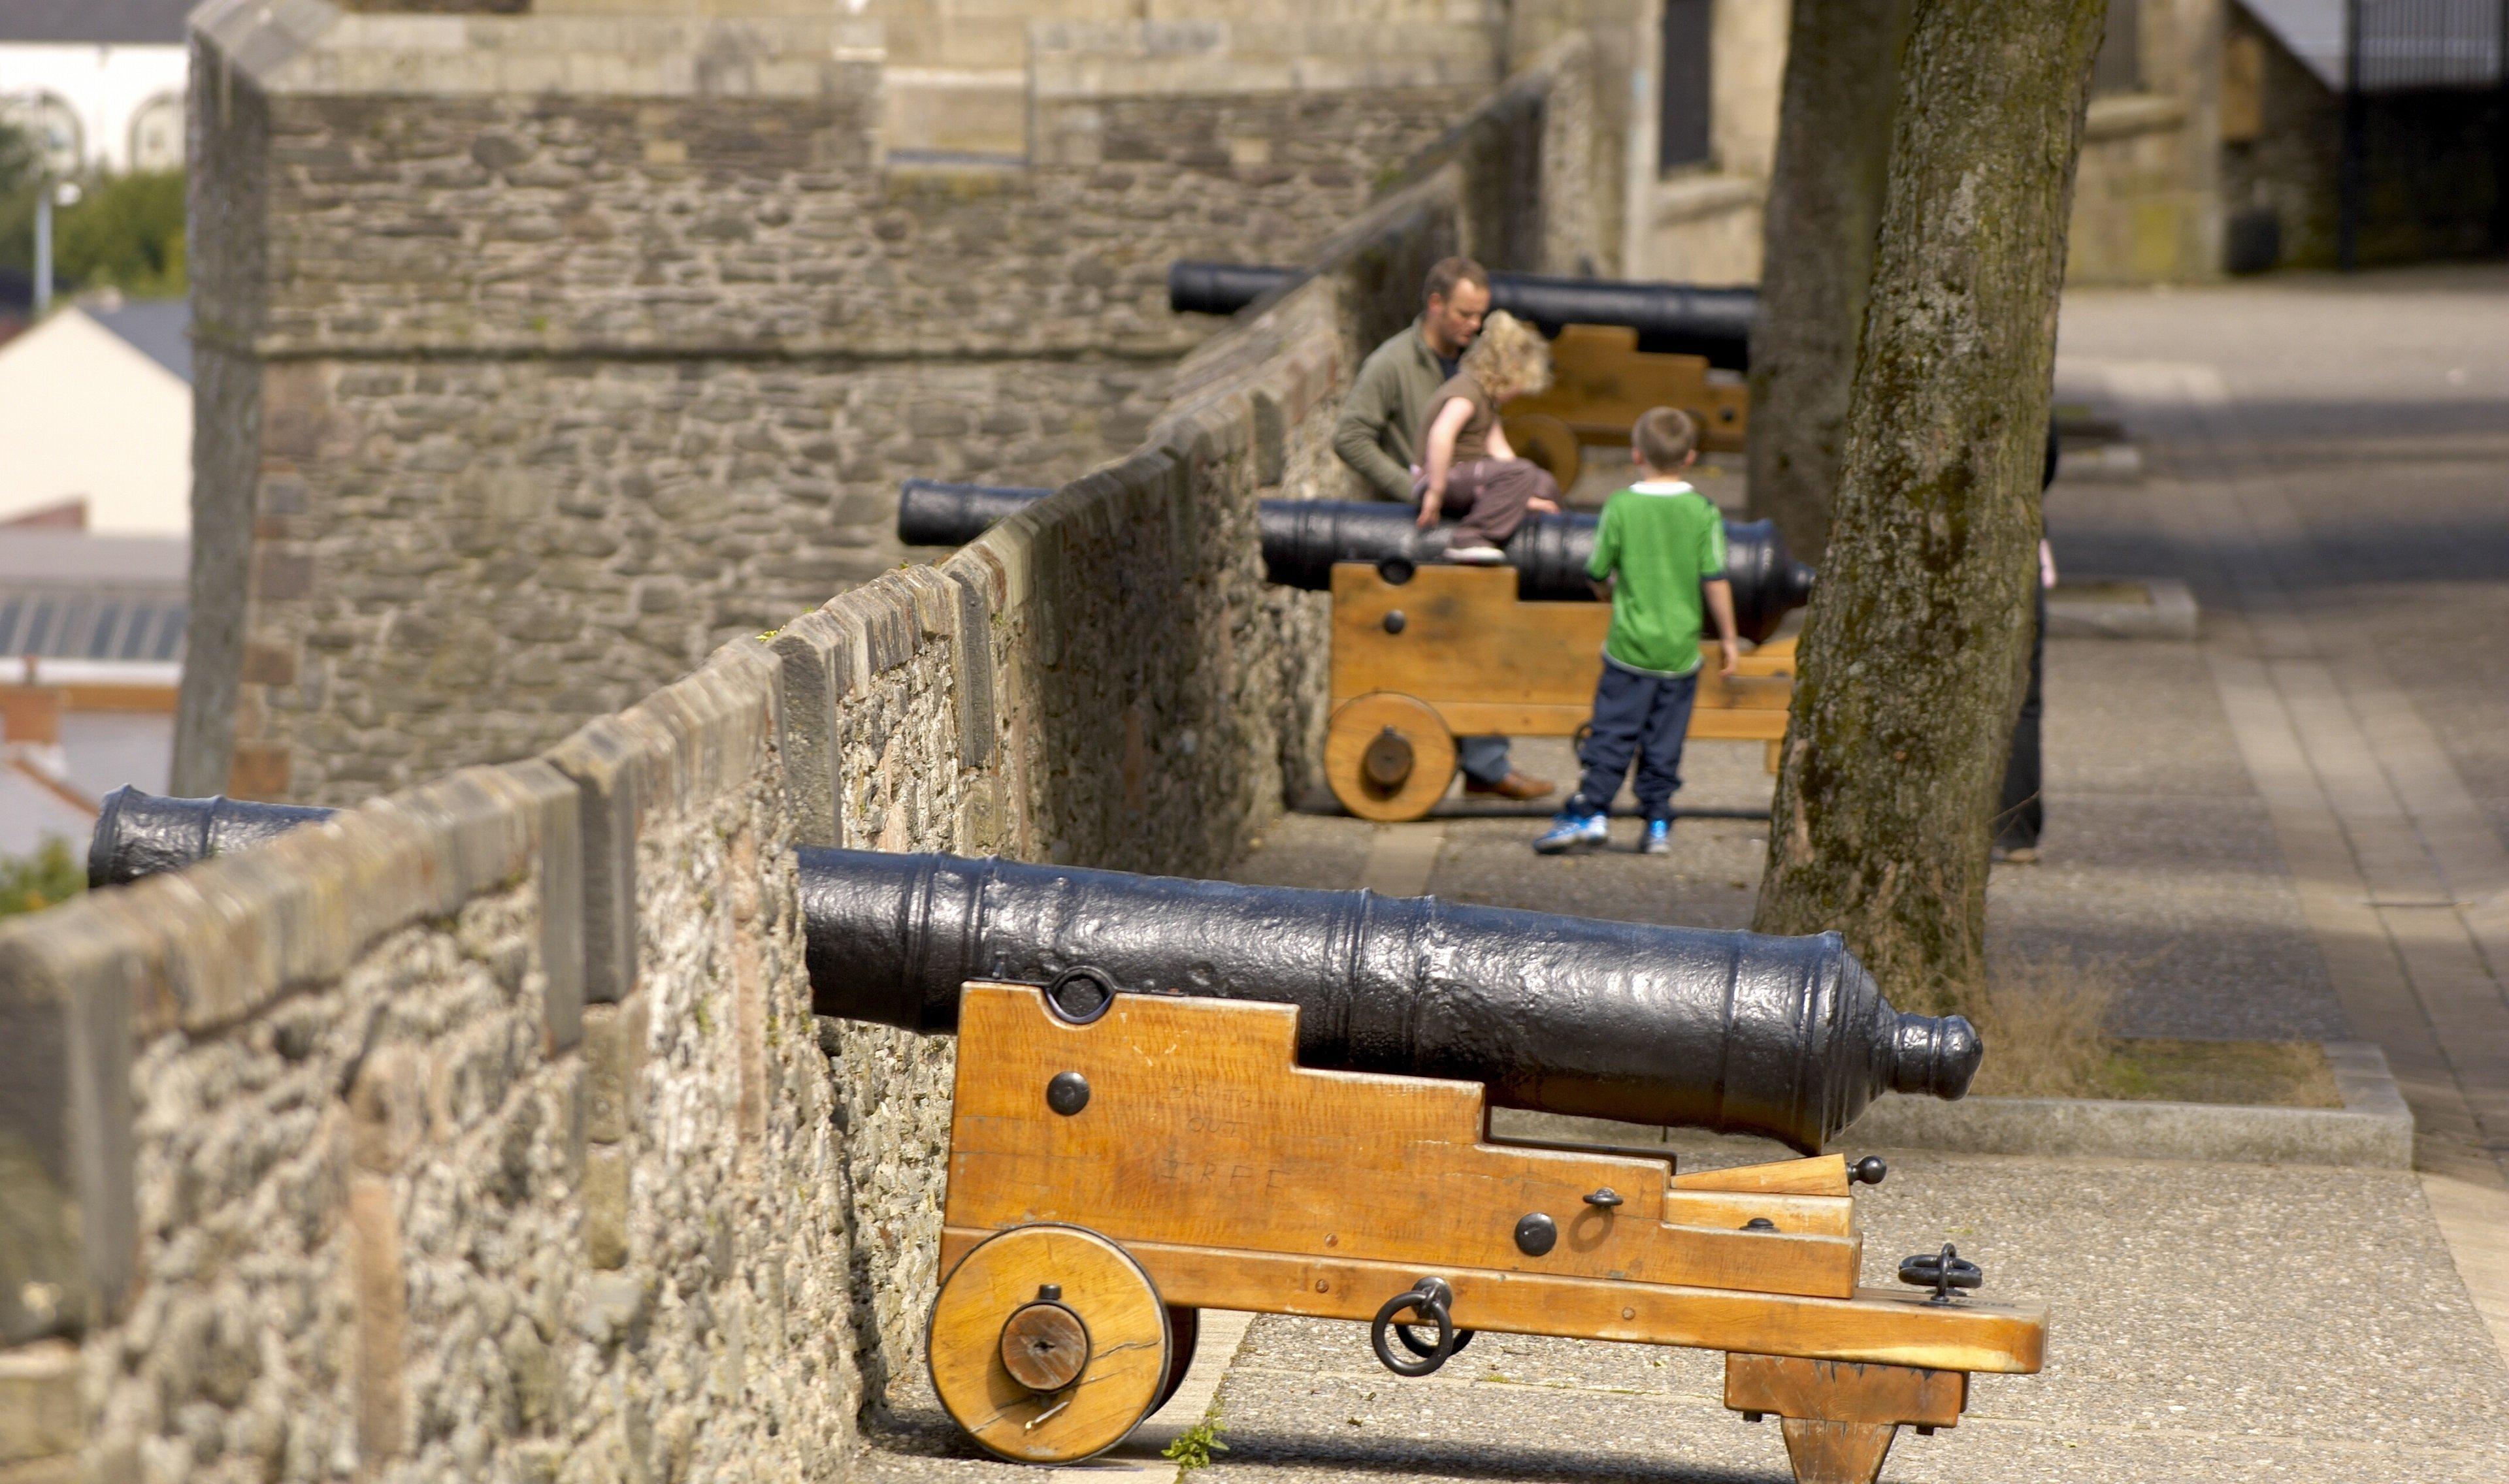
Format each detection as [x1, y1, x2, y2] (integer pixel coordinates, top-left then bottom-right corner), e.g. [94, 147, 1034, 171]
[0, 1, 197, 46]
[86, 298, 191, 383]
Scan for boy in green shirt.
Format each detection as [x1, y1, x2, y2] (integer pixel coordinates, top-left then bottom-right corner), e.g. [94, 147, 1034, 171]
[1534, 408, 1740, 856]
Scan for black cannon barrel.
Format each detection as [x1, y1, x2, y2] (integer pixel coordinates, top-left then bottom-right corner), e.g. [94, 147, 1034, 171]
[896, 479, 1054, 546]
[896, 481, 1814, 646]
[86, 786, 333, 889]
[1166, 261, 1305, 317]
[86, 791, 1980, 1152]
[1168, 261, 1760, 370]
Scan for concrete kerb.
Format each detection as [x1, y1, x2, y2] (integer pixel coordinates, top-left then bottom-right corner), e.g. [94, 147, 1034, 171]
[1845, 1038, 2414, 1168]
[2045, 576, 2200, 639]
[1846, 1042, 2408, 1173]
[1493, 1040, 2416, 1171]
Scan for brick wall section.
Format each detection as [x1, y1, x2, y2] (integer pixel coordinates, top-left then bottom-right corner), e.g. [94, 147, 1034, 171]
[0, 35, 1595, 1481]
[176, 7, 1491, 804]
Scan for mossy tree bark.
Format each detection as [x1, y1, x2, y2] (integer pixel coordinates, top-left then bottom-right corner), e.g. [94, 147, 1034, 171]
[1745, 0, 1914, 566]
[1752, 0, 2107, 1016]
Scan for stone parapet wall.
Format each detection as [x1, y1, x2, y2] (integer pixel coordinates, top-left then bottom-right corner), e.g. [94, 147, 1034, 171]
[0, 33, 1594, 1483]
[175, 4, 1496, 805]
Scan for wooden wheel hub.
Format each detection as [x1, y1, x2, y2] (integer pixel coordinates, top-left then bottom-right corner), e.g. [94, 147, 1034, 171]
[1362, 726, 1414, 788]
[998, 1297, 1089, 1392]
[928, 1224, 1170, 1464]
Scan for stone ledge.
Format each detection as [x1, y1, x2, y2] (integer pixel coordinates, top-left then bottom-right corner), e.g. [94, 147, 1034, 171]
[1028, 21, 1495, 101]
[2084, 92, 2190, 143]
[942, 570, 998, 771]
[194, 1, 885, 98]
[0, 915, 137, 1344]
[824, 581, 925, 681]
[118, 769, 542, 1035]
[494, 760, 586, 1054]
[0, 1340, 80, 1467]
[1647, 171, 1765, 227]
[544, 715, 665, 1007]
[770, 612, 850, 848]
[623, 639, 783, 818]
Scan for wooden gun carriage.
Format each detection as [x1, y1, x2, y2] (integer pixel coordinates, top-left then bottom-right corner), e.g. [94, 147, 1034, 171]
[1325, 560, 1798, 820]
[95, 796, 2046, 1484]
[900, 484, 1818, 823]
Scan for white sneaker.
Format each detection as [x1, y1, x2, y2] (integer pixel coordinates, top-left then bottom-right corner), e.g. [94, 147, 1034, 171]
[1446, 544, 1507, 564]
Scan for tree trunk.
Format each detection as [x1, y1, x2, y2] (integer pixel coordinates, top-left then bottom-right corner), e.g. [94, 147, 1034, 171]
[1745, 0, 1913, 566]
[1752, 0, 2106, 1017]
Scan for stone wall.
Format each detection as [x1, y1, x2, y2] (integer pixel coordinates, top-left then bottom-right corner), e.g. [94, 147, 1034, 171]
[176, 5, 1497, 807]
[3, 35, 1594, 1480]
[2220, 3, 2506, 272]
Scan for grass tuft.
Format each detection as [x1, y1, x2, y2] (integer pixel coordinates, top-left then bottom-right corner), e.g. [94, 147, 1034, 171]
[1163, 1406, 1228, 1472]
[1969, 950, 2119, 1099]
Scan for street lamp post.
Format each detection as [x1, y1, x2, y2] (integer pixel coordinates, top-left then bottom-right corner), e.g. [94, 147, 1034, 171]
[31, 179, 81, 318]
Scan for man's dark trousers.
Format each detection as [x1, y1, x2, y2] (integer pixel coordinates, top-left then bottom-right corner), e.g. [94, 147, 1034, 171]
[1571, 660, 1699, 821]
[1992, 584, 2046, 850]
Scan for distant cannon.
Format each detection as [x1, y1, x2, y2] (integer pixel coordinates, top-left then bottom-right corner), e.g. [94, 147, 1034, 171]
[90, 785, 2040, 1478]
[900, 479, 1812, 817]
[1167, 261, 1758, 370]
[897, 481, 1813, 646]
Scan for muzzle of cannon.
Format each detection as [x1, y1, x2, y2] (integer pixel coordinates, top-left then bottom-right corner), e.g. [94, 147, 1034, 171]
[89, 788, 1975, 1152]
[86, 787, 2043, 1474]
[896, 480, 1814, 646]
[1167, 261, 1759, 370]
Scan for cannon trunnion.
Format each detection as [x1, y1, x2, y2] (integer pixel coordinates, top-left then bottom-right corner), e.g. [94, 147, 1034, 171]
[87, 791, 2047, 1481]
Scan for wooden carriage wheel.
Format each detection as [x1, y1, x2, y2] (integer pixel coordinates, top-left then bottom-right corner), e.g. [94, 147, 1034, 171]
[1157, 1306, 1199, 1412]
[1502, 411, 1582, 490]
[1324, 692, 1458, 822]
[927, 1224, 1171, 1464]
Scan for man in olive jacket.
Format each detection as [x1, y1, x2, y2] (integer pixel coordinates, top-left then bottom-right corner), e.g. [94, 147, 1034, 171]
[1330, 256, 1553, 803]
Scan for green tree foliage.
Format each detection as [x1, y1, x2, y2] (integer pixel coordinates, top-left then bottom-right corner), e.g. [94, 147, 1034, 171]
[0, 116, 187, 298]
[0, 118, 35, 195]
[55, 170, 188, 295]
[0, 837, 85, 918]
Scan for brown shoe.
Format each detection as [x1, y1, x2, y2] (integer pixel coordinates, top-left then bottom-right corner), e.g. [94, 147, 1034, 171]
[1464, 771, 1556, 802]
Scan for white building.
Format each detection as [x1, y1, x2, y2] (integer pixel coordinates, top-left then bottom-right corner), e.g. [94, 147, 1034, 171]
[0, 528, 185, 856]
[0, 298, 192, 536]
[0, 1, 192, 175]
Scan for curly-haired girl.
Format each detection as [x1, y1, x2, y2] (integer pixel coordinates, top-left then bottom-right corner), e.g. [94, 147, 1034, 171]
[1411, 309, 1564, 560]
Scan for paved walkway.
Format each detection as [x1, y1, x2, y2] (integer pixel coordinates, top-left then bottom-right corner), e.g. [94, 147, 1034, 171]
[860, 267, 2509, 1483]
[2056, 266, 2509, 1350]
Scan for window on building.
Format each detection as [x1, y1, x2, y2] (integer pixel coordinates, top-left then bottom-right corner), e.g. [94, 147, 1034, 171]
[130, 94, 185, 174]
[1658, 0, 1713, 173]
[2091, 0, 2143, 96]
[0, 94, 85, 175]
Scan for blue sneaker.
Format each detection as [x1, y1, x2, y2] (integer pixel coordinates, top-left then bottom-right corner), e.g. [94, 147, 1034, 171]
[1533, 811, 1609, 855]
[1641, 818, 1673, 855]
